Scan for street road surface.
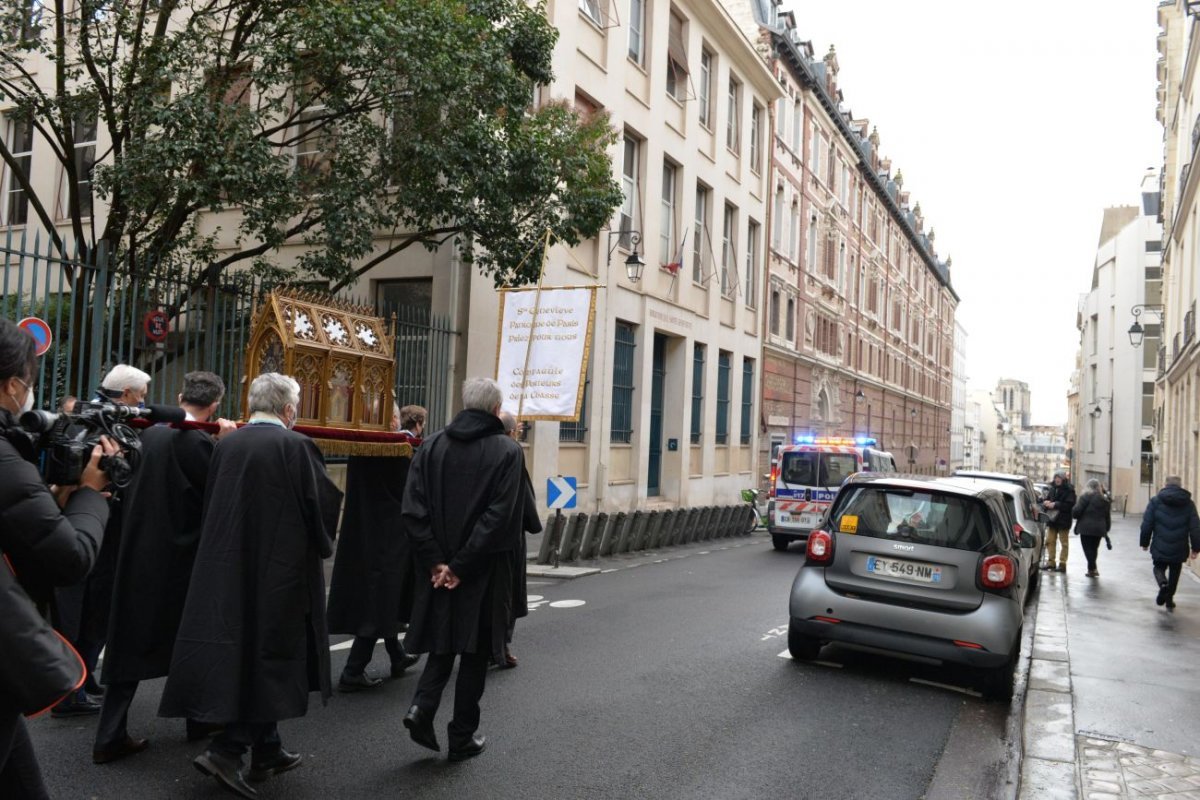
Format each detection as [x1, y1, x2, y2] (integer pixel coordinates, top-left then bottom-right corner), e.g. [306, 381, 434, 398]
[31, 537, 1016, 799]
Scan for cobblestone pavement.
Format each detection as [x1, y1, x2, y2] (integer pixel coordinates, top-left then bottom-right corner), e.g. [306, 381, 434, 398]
[1080, 736, 1200, 799]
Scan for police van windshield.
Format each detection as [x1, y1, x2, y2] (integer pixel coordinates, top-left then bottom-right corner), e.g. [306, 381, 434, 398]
[779, 452, 858, 489]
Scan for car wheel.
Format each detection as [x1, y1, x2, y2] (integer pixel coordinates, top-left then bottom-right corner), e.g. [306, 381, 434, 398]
[788, 624, 822, 661]
[979, 634, 1020, 702]
[1027, 565, 1041, 596]
[772, 535, 789, 552]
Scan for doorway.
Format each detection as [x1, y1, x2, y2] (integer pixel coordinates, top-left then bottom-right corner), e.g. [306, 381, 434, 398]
[648, 333, 667, 496]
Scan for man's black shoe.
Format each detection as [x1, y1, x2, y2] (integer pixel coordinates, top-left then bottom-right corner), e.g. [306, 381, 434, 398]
[52, 697, 102, 718]
[187, 721, 224, 742]
[247, 749, 302, 782]
[338, 671, 384, 692]
[194, 750, 257, 799]
[1157, 587, 1167, 606]
[1166, 600, 1177, 611]
[403, 705, 440, 752]
[448, 733, 486, 762]
[390, 654, 421, 678]
[93, 736, 149, 765]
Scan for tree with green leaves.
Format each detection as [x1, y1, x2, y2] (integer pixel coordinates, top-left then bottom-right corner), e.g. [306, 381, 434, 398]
[0, 0, 622, 289]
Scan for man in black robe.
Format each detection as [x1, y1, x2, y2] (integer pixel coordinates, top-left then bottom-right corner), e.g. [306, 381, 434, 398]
[327, 404, 424, 690]
[498, 410, 542, 668]
[159, 373, 342, 799]
[92, 371, 236, 764]
[401, 378, 523, 762]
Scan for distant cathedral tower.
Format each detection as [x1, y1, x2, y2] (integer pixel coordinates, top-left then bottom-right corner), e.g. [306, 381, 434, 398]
[993, 379, 1031, 430]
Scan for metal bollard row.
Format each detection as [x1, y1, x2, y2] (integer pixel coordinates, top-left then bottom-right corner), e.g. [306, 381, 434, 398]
[533, 504, 757, 566]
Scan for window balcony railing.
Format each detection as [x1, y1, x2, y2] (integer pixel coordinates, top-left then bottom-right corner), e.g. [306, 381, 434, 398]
[1185, 302, 1196, 346]
[1158, 344, 1166, 378]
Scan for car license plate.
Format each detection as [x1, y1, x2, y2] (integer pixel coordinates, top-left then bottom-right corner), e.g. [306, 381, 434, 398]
[865, 555, 943, 584]
[798, 513, 820, 528]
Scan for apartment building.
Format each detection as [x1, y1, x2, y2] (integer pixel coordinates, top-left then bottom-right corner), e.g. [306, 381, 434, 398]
[1156, 1, 1200, 517]
[459, 0, 781, 512]
[724, 1, 958, 478]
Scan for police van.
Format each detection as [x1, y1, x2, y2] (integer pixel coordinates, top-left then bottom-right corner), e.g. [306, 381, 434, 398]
[767, 436, 897, 551]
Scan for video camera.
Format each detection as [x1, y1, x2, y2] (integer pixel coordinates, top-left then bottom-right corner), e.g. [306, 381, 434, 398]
[18, 401, 183, 488]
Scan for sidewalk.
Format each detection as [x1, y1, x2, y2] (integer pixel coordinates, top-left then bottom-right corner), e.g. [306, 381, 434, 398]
[1020, 514, 1200, 799]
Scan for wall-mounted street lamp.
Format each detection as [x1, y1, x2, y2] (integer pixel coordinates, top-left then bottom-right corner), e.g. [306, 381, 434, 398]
[606, 230, 645, 284]
[1127, 304, 1165, 348]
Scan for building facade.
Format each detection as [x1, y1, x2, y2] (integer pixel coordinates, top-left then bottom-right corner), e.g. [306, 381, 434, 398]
[993, 379, 1032, 430]
[1073, 180, 1162, 514]
[727, 1, 958, 480]
[1155, 1, 1200, 525]
[1014, 427, 1068, 484]
[461, 0, 781, 513]
[950, 321, 968, 471]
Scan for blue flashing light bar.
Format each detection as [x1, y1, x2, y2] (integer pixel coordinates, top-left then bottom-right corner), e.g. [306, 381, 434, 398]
[793, 435, 878, 447]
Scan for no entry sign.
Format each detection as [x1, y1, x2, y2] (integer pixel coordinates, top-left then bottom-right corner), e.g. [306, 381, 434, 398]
[17, 317, 52, 356]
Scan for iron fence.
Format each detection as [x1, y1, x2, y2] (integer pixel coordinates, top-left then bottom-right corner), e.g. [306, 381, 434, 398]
[2, 229, 457, 428]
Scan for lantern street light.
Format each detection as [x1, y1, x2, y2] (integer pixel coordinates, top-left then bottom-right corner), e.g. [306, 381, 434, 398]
[606, 231, 646, 284]
[1127, 304, 1164, 348]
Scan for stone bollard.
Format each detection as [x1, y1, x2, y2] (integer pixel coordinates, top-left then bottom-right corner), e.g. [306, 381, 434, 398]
[632, 510, 656, 551]
[653, 509, 677, 548]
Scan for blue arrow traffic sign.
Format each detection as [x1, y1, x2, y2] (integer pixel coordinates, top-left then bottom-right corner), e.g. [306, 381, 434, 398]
[547, 476, 577, 510]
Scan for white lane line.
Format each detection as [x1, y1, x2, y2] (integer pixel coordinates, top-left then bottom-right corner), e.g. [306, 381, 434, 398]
[330, 634, 406, 652]
[600, 568, 619, 573]
[549, 599, 586, 609]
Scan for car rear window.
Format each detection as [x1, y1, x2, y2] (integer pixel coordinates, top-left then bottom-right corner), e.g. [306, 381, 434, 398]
[779, 452, 858, 488]
[830, 487, 991, 551]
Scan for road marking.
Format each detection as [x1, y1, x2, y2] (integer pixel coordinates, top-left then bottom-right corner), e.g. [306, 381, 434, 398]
[549, 599, 586, 609]
[909, 678, 981, 697]
[528, 595, 544, 602]
[331, 635, 405, 652]
[600, 568, 619, 573]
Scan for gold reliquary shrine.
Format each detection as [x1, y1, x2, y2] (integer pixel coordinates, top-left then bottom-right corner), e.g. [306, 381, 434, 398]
[243, 290, 396, 430]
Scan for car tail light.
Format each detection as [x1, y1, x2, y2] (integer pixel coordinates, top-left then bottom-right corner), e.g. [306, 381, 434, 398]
[979, 554, 1016, 589]
[806, 530, 834, 565]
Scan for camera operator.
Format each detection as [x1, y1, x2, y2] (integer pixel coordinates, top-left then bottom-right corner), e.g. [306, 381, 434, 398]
[93, 371, 236, 764]
[54, 364, 151, 717]
[0, 318, 117, 797]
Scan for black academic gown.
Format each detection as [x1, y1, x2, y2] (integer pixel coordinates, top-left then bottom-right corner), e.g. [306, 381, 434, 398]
[158, 423, 342, 725]
[326, 452, 416, 639]
[102, 424, 213, 684]
[402, 410, 522, 661]
[509, 468, 542, 631]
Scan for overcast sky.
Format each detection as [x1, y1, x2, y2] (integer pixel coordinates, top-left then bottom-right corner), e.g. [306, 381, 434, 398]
[786, 1, 1163, 425]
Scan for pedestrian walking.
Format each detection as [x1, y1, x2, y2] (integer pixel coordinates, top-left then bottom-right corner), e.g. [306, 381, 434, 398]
[1139, 476, 1200, 612]
[327, 403, 425, 691]
[401, 378, 524, 761]
[0, 317, 117, 799]
[1040, 470, 1076, 573]
[92, 371, 237, 765]
[53, 364, 151, 718]
[498, 411, 542, 669]
[1073, 478, 1111, 578]
[159, 373, 343, 799]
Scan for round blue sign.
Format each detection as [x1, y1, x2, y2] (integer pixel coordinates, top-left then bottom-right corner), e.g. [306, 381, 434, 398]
[17, 317, 52, 357]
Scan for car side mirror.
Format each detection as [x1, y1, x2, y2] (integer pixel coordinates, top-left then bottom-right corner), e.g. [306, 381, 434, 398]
[1013, 524, 1036, 549]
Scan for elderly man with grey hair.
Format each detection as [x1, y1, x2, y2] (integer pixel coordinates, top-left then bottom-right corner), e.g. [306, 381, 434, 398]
[96, 363, 152, 406]
[401, 378, 525, 762]
[160, 373, 343, 798]
[1140, 476, 1200, 611]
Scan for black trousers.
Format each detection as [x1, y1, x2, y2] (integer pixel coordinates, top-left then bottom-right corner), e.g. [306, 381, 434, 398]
[95, 680, 213, 750]
[344, 635, 405, 676]
[0, 713, 48, 800]
[1153, 560, 1183, 602]
[411, 652, 489, 747]
[209, 721, 281, 763]
[1080, 536, 1101, 572]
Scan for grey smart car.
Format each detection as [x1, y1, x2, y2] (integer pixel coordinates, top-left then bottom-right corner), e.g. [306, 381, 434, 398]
[787, 474, 1037, 700]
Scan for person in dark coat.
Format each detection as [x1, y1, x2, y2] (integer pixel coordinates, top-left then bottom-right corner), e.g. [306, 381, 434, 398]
[327, 403, 425, 691]
[1072, 478, 1111, 578]
[159, 373, 342, 799]
[1139, 476, 1200, 611]
[498, 411, 542, 669]
[401, 378, 523, 762]
[0, 317, 115, 798]
[1040, 470, 1076, 573]
[53, 364, 151, 717]
[92, 371, 237, 765]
